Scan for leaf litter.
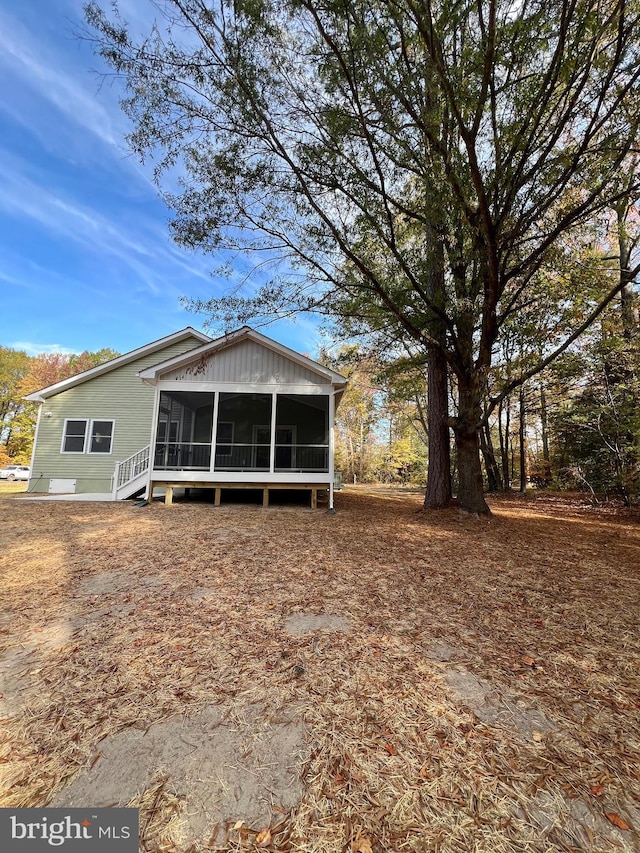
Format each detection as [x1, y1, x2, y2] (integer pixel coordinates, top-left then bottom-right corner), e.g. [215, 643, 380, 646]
[0, 487, 639, 851]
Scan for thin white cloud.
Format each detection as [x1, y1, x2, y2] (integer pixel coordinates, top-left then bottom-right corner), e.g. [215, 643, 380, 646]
[10, 341, 76, 356]
[0, 8, 121, 148]
[0, 147, 216, 298]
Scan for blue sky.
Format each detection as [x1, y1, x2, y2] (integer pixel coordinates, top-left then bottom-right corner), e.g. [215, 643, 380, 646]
[0, 0, 323, 358]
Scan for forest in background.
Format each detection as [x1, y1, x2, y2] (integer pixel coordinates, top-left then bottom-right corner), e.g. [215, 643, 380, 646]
[326, 273, 639, 505]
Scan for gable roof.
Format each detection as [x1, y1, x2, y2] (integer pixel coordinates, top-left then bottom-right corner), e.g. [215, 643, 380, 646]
[138, 326, 348, 389]
[25, 327, 212, 403]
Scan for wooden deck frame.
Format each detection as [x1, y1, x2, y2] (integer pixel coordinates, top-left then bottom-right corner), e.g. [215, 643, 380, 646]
[149, 480, 327, 509]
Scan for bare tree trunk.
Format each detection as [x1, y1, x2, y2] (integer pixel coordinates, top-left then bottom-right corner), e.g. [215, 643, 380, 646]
[423, 226, 452, 508]
[617, 200, 640, 339]
[540, 381, 550, 462]
[455, 377, 491, 515]
[519, 385, 527, 492]
[480, 422, 503, 491]
[424, 345, 452, 507]
[499, 397, 511, 490]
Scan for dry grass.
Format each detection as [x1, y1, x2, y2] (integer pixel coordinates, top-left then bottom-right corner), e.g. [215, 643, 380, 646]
[1, 488, 639, 852]
[0, 481, 28, 497]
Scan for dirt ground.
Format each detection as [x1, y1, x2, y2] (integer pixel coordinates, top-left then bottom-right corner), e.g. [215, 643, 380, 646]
[1, 487, 639, 852]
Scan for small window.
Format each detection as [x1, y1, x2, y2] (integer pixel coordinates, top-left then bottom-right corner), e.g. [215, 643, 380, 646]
[62, 419, 88, 453]
[62, 419, 114, 454]
[89, 420, 114, 454]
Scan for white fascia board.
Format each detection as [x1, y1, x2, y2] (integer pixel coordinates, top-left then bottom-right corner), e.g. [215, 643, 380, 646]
[24, 327, 211, 402]
[138, 326, 348, 388]
[155, 380, 333, 395]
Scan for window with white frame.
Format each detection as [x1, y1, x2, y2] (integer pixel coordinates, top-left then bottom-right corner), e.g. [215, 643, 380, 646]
[62, 419, 114, 454]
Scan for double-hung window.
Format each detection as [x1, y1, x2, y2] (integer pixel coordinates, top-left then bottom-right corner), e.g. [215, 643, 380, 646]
[62, 419, 114, 454]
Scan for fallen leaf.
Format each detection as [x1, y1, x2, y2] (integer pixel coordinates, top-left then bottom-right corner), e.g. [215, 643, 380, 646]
[521, 655, 536, 666]
[532, 731, 544, 742]
[605, 813, 631, 831]
[353, 835, 373, 853]
[589, 784, 604, 797]
[419, 765, 427, 778]
[233, 820, 244, 830]
[256, 826, 272, 847]
[384, 742, 396, 756]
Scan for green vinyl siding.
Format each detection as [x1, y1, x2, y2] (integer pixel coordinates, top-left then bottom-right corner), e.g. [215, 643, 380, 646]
[29, 337, 202, 493]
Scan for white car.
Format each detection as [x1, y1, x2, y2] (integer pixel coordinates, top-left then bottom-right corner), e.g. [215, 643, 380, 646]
[0, 465, 30, 481]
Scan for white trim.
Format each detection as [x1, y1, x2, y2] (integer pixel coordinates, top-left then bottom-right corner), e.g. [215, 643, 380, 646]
[210, 391, 220, 473]
[269, 392, 277, 473]
[25, 327, 211, 402]
[28, 404, 43, 485]
[154, 380, 334, 395]
[145, 386, 162, 499]
[329, 391, 336, 510]
[149, 470, 331, 484]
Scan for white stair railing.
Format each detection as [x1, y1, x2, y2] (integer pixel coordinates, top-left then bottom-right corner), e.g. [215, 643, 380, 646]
[114, 445, 150, 496]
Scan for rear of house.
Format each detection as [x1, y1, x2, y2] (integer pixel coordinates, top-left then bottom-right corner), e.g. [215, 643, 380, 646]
[26, 328, 210, 496]
[25, 326, 346, 507]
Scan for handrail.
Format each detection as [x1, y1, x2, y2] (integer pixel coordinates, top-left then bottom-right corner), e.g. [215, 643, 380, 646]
[115, 445, 150, 490]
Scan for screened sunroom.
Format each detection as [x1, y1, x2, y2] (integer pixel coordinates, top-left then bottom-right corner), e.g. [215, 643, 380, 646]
[153, 390, 330, 474]
[135, 326, 346, 508]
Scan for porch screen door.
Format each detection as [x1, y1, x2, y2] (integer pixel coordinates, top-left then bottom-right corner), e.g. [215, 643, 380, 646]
[275, 426, 296, 469]
[253, 426, 270, 469]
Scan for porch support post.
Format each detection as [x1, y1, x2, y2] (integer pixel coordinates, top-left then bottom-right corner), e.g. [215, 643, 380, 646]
[269, 392, 277, 473]
[328, 391, 336, 512]
[145, 386, 161, 499]
[211, 390, 220, 473]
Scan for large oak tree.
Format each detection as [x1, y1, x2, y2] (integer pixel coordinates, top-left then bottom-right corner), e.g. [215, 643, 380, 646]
[87, 0, 640, 513]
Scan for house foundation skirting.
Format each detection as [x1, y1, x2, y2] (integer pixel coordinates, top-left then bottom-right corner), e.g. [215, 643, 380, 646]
[148, 480, 329, 509]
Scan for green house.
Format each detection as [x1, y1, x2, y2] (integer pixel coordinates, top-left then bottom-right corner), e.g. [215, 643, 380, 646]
[26, 326, 347, 508]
